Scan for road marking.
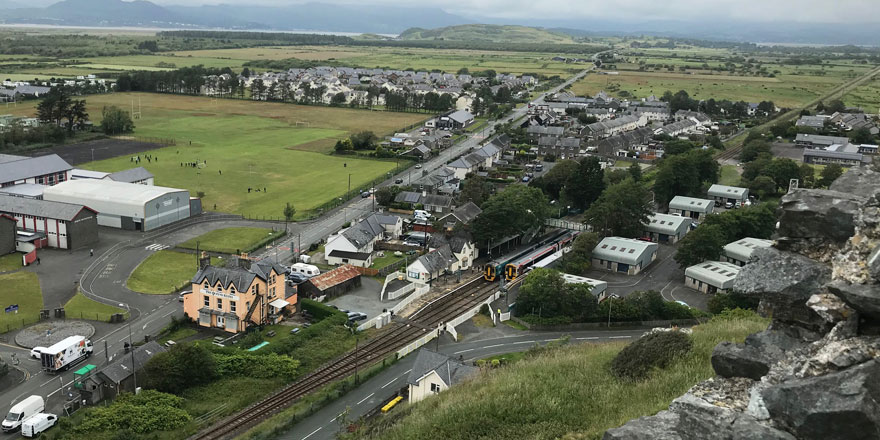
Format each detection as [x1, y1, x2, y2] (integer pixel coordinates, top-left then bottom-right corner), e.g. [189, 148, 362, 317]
[453, 348, 474, 354]
[608, 336, 632, 339]
[161, 310, 176, 318]
[403, 369, 411, 375]
[482, 344, 503, 349]
[576, 337, 599, 340]
[302, 426, 322, 440]
[512, 340, 535, 344]
[145, 243, 170, 251]
[381, 378, 397, 389]
[356, 393, 374, 405]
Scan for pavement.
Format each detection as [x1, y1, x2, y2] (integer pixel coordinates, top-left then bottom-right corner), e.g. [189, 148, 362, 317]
[279, 325, 644, 440]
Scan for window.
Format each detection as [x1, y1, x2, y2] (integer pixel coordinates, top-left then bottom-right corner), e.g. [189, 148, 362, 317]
[230, 286, 236, 294]
[252, 285, 259, 294]
[230, 301, 237, 313]
[408, 270, 420, 279]
[269, 287, 275, 298]
[216, 298, 223, 309]
[430, 383, 441, 393]
[342, 258, 349, 263]
[203, 281, 209, 289]
[204, 296, 210, 307]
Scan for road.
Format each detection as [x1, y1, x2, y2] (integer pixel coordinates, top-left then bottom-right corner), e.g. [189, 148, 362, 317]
[280, 327, 642, 440]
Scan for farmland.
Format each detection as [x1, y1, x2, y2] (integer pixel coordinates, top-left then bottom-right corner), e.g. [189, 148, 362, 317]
[9, 93, 421, 217]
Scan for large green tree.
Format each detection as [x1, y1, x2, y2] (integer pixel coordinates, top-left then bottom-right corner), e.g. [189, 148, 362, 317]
[819, 163, 844, 187]
[740, 139, 772, 163]
[530, 159, 578, 201]
[472, 185, 550, 244]
[584, 179, 653, 238]
[849, 127, 874, 145]
[99, 105, 135, 135]
[566, 156, 605, 210]
[516, 268, 598, 322]
[559, 232, 599, 275]
[459, 174, 494, 206]
[674, 202, 776, 268]
[36, 87, 88, 132]
[653, 149, 718, 206]
[674, 224, 728, 268]
[143, 344, 218, 393]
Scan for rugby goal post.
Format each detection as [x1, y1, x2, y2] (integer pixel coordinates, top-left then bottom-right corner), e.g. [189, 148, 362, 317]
[295, 121, 310, 127]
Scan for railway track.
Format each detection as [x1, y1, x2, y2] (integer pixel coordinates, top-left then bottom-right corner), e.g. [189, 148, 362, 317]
[193, 276, 499, 440]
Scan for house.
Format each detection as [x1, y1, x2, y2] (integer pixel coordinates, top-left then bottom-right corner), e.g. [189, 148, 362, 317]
[472, 143, 501, 168]
[0, 194, 98, 249]
[105, 167, 154, 185]
[436, 110, 474, 130]
[644, 213, 691, 244]
[591, 237, 659, 275]
[394, 191, 423, 208]
[406, 245, 456, 284]
[707, 184, 749, 206]
[795, 133, 850, 149]
[674, 110, 712, 126]
[526, 125, 564, 141]
[447, 153, 485, 180]
[684, 261, 741, 294]
[403, 144, 432, 160]
[668, 196, 715, 220]
[407, 349, 478, 403]
[0, 214, 14, 255]
[581, 115, 643, 139]
[596, 127, 655, 156]
[828, 112, 879, 135]
[421, 194, 454, 214]
[299, 264, 362, 299]
[0, 154, 73, 187]
[184, 259, 290, 333]
[795, 115, 827, 130]
[372, 213, 404, 239]
[429, 233, 478, 271]
[326, 250, 373, 268]
[722, 237, 773, 266]
[325, 214, 389, 261]
[655, 119, 700, 137]
[438, 202, 481, 231]
[77, 341, 166, 405]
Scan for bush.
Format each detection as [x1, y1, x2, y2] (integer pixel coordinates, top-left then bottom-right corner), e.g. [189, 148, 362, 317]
[71, 390, 190, 435]
[214, 352, 299, 380]
[301, 298, 346, 321]
[142, 343, 217, 393]
[611, 331, 693, 381]
[239, 330, 264, 350]
[479, 304, 490, 316]
[708, 293, 760, 314]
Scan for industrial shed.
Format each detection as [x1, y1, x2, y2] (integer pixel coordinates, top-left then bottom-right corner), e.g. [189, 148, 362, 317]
[723, 237, 774, 266]
[684, 261, 741, 294]
[707, 184, 749, 206]
[644, 213, 691, 244]
[43, 180, 190, 231]
[668, 196, 714, 220]
[299, 264, 362, 299]
[0, 194, 98, 249]
[0, 214, 14, 255]
[592, 237, 658, 275]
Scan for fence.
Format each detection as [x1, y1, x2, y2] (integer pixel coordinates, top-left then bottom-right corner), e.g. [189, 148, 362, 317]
[0, 314, 41, 335]
[390, 284, 430, 315]
[444, 291, 501, 341]
[112, 135, 176, 146]
[377, 259, 407, 277]
[385, 279, 415, 301]
[353, 266, 380, 277]
[509, 316, 704, 331]
[397, 327, 441, 358]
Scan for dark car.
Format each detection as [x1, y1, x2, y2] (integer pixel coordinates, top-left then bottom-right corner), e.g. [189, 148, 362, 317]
[395, 178, 404, 184]
[361, 191, 370, 198]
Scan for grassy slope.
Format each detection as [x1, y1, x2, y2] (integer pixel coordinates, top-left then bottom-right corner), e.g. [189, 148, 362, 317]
[127, 250, 209, 295]
[0, 272, 42, 331]
[399, 24, 573, 44]
[178, 227, 277, 254]
[352, 313, 768, 440]
[63, 293, 127, 321]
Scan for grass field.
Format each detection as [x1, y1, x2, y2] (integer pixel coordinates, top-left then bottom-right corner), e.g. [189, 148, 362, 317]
[0, 271, 42, 332]
[10, 92, 419, 217]
[843, 75, 880, 112]
[0, 254, 22, 272]
[719, 165, 742, 186]
[127, 250, 215, 295]
[178, 227, 278, 254]
[63, 293, 128, 321]
[351, 312, 768, 440]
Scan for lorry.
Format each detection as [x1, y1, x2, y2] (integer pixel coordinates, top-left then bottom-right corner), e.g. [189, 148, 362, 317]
[21, 413, 57, 438]
[2, 395, 44, 432]
[40, 335, 93, 373]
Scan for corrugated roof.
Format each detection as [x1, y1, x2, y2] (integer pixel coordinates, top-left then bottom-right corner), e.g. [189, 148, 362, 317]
[592, 236, 658, 265]
[0, 183, 46, 198]
[43, 180, 189, 213]
[685, 260, 741, 288]
[0, 154, 72, 184]
[306, 264, 361, 292]
[723, 237, 773, 263]
[708, 184, 748, 198]
[669, 196, 713, 212]
[644, 213, 690, 235]
[0, 194, 93, 221]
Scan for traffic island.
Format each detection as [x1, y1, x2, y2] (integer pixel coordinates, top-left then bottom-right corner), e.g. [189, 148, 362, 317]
[14, 321, 95, 349]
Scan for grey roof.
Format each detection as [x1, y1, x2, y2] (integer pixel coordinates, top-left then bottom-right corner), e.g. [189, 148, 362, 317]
[489, 134, 511, 149]
[372, 213, 401, 227]
[395, 191, 422, 204]
[192, 261, 285, 291]
[669, 196, 714, 212]
[708, 184, 748, 199]
[0, 154, 72, 184]
[795, 133, 850, 146]
[341, 215, 385, 250]
[597, 127, 654, 155]
[416, 245, 455, 273]
[0, 194, 92, 221]
[723, 237, 773, 263]
[327, 249, 372, 261]
[796, 115, 827, 128]
[685, 261, 741, 289]
[99, 341, 165, 384]
[447, 153, 483, 170]
[657, 119, 698, 135]
[0, 183, 46, 198]
[584, 115, 638, 134]
[107, 167, 153, 183]
[644, 213, 690, 235]
[803, 148, 870, 163]
[0, 154, 26, 164]
[474, 143, 499, 158]
[407, 349, 478, 387]
[447, 110, 474, 124]
[675, 110, 711, 123]
[527, 126, 564, 136]
[444, 201, 481, 225]
[421, 194, 452, 208]
[592, 236, 658, 265]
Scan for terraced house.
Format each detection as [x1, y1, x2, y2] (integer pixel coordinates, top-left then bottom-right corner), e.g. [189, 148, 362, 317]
[184, 259, 291, 333]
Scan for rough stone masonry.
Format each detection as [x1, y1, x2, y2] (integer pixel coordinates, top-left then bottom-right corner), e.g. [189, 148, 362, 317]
[604, 166, 880, 440]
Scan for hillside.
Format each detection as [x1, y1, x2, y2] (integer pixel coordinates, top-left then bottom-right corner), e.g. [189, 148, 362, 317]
[398, 24, 574, 44]
[346, 311, 769, 440]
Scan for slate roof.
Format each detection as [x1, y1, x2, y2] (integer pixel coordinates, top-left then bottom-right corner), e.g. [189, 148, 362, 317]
[0, 154, 72, 184]
[527, 126, 564, 136]
[191, 261, 284, 291]
[395, 191, 422, 204]
[306, 264, 361, 292]
[407, 349, 478, 387]
[372, 213, 401, 227]
[447, 153, 483, 170]
[584, 115, 638, 134]
[657, 119, 698, 135]
[421, 194, 452, 208]
[327, 249, 372, 261]
[443, 201, 481, 225]
[447, 110, 474, 124]
[99, 341, 165, 384]
[0, 194, 93, 221]
[341, 215, 385, 250]
[107, 167, 154, 183]
[415, 245, 455, 273]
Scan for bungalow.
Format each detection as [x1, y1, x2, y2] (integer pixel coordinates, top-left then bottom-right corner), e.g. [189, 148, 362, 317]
[421, 193, 454, 214]
[684, 261, 741, 294]
[795, 115, 827, 130]
[436, 110, 474, 130]
[644, 213, 691, 244]
[439, 202, 481, 231]
[406, 245, 456, 284]
[722, 237, 773, 266]
[591, 236, 659, 275]
[394, 191, 423, 209]
[447, 153, 484, 180]
[407, 349, 478, 403]
[668, 196, 715, 220]
[707, 184, 749, 206]
[325, 214, 387, 262]
[403, 144, 432, 160]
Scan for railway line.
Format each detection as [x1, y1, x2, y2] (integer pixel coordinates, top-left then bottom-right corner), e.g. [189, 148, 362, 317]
[193, 276, 499, 440]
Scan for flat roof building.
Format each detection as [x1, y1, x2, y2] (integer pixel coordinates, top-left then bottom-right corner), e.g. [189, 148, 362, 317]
[0, 154, 72, 187]
[592, 236, 658, 275]
[723, 237, 773, 266]
[684, 261, 741, 294]
[0, 183, 46, 199]
[0, 194, 98, 249]
[668, 196, 715, 220]
[707, 184, 749, 205]
[0, 214, 14, 255]
[43, 180, 190, 231]
[644, 213, 691, 244]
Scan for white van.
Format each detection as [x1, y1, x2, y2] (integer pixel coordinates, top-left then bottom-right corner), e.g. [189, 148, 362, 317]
[21, 413, 57, 438]
[413, 210, 430, 220]
[2, 395, 45, 432]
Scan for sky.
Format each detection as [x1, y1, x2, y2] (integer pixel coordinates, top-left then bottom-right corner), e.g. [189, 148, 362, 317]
[146, 0, 880, 24]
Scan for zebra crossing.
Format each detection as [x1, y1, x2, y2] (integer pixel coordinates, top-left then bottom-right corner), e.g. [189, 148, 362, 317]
[145, 243, 170, 251]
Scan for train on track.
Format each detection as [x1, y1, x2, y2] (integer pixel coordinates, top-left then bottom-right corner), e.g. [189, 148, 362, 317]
[484, 229, 579, 282]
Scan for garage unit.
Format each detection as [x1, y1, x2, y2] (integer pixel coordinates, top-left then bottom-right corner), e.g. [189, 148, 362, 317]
[644, 213, 691, 244]
[723, 237, 773, 266]
[668, 196, 714, 220]
[591, 237, 658, 276]
[684, 261, 741, 294]
[43, 180, 190, 231]
[707, 184, 749, 207]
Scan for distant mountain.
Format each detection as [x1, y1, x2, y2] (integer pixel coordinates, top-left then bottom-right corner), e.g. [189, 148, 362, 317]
[0, 0, 197, 27]
[399, 24, 574, 44]
[0, 0, 27, 9]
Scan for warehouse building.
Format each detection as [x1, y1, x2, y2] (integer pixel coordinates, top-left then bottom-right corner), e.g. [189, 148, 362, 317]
[43, 180, 190, 231]
[0, 153, 72, 187]
[592, 237, 658, 275]
[668, 196, 714, 220]
[707, 184, 749, 206]
[684, 261, 741, 294]
[0, 194, 98, 249]
[643, 213, 691, 244]
[723, 237, 774, 266]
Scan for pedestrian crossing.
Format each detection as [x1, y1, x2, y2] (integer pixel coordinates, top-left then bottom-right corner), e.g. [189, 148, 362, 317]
[145, 243, 170, 251]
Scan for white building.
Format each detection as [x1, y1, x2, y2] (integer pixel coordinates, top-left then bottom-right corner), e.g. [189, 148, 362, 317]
[684, 261, 741, 294]
[722, 237, 773, 266]
[407, 349, 478, 404]
[707, 184, 749, 206]
[643, 213, 692, 244]
[668, 196, 715, 220]
[591, 237, 659, 275]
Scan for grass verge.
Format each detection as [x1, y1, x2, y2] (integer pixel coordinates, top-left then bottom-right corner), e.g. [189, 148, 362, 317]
[0, 271, 42, 334]
[0, 253, 22, 272]
[64, 293, 128, 322]
[127, 250, 218, 294]
[178, 227, 280, 255]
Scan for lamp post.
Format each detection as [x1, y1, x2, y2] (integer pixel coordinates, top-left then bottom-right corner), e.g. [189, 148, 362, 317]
[119, 303, 136, 391]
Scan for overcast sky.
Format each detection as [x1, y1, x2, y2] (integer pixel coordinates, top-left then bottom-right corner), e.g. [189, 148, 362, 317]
[149, 0, 880, 24]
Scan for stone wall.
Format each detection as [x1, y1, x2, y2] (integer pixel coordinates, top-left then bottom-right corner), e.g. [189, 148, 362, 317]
[604, 166, 880, 440]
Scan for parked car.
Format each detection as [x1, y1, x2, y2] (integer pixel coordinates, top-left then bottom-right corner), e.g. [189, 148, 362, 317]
[347, 312, 368, 322]
[714, 200, 722, 207]
[29, 347, 46, 360]
[724, 201, 734, 209]
[395, 178, 404, 184]
[289, 327, 301, 335]
[20, 413, 56, 438]
[521, 176, 530, 183]
[415, 164, 422, 169]
[361, 191, 370, 198]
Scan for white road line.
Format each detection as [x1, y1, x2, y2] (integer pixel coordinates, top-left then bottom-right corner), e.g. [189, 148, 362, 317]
[576, 337, 599, 340]
[118, 336, 129, 343]
[403, 369, 411, 375]
[608, 336, 632, 339]
[302, 426, 322, 440]
[161, 310, 176, 318]
[356, 393, 374, 405]
[453, 348, 474, 354]
[381, 378, 397, 389]
[482, 344, 503, 349]
[512, 340, 536, 344]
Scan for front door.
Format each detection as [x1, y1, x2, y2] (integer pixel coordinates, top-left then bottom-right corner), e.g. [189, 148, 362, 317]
[216, 315, 225, 328]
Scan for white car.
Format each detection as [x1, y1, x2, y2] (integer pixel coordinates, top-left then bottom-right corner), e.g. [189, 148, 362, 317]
[415, 164, 422, 169]
[29, 347, 46, 360]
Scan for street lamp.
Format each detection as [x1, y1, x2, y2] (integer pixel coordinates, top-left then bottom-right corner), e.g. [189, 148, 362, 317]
[119, 303, 137, 390]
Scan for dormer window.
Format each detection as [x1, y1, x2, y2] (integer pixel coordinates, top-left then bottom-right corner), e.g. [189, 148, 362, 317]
[203, 281, 209, 289]
[230, 286, 236, 294]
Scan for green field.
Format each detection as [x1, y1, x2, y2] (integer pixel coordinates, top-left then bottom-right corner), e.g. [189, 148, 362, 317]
[179, 227, 278, 254]
[127, 250, 213, 295]
[719, 165, 742, 186]
[10, 92, 419, 217]
[63, 293, 128, 321]
[0, 271, 42, 333]
[0, 253, 22, 272]
[843, 74, 880, 112]
[349, 312, 768, 440]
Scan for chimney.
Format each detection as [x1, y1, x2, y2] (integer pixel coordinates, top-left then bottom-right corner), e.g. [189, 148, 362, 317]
[198, 251, 211, 270]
